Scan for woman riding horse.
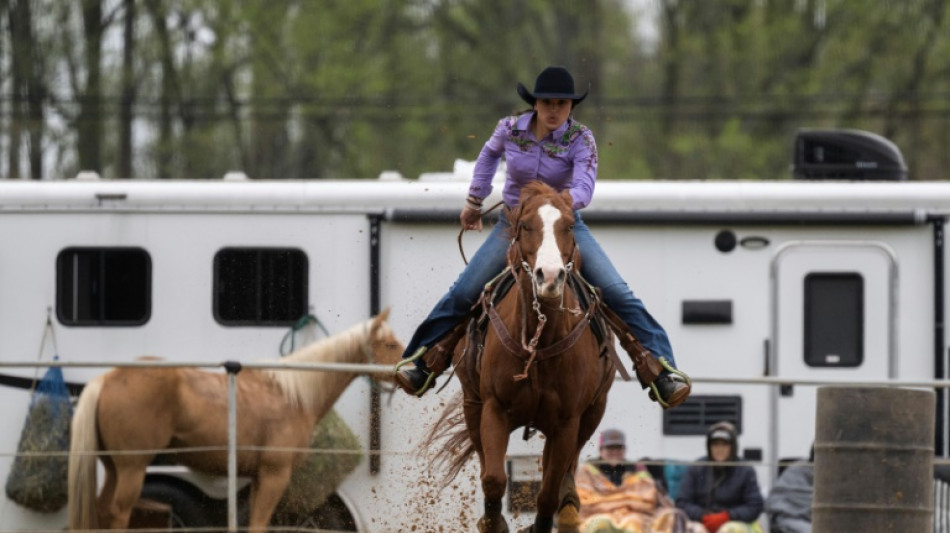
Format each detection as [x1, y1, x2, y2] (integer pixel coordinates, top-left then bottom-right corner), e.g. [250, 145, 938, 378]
[395, 65, 690, 409]
[454, 181, 616, 533]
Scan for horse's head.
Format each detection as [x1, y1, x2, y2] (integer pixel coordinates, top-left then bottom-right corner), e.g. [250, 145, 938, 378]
[507, 182, 577, 300]
[366, 307, 406, 382]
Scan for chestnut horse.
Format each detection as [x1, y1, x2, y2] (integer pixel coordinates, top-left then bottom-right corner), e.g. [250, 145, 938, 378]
[67, 309, 403, 532]
[432, 182, 616, 533]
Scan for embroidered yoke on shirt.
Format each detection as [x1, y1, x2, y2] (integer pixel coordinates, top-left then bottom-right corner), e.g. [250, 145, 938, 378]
[469, 111, 598, 210]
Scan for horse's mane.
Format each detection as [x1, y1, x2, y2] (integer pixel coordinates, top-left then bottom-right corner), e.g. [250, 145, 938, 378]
[259, 317, 388, 409]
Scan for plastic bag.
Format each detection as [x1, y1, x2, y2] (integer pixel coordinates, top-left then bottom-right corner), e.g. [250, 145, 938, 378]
[5, 364, 73, 512]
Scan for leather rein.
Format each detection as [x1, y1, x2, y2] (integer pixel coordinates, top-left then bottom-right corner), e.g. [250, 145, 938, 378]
[457, 201, 506, 265]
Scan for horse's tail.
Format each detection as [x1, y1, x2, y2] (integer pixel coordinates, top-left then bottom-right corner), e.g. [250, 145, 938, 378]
[422, 392, 476, 488]
[68, 375, 104, 531]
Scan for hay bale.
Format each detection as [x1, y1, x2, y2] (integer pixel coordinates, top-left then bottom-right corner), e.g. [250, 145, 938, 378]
[273, 409, 363, 519]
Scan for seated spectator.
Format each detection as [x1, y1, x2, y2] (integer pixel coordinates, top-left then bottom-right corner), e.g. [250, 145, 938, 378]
[765, 446, 814, 533]
[675, 421, 764, 533]
[577, 428, 702, 533]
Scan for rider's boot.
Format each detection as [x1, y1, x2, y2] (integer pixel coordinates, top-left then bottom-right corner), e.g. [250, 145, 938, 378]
[614, 326, 692, 409]
[394, 321, 468, 397]
[394, 361, 436, 397]
[648, 372, 691, 409]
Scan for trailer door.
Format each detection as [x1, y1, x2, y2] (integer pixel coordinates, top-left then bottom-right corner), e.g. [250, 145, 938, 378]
[771, 241, 896, 461]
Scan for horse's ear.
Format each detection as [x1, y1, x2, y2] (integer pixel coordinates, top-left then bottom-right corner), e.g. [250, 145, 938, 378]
[373, 307, 391, 328]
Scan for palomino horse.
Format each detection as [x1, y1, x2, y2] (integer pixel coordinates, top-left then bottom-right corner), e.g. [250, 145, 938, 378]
[432, 182, 616, 533]
[68, 309, 403, 532]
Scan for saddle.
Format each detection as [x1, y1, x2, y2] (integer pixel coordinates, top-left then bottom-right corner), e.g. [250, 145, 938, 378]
[422, 269, 663, 387]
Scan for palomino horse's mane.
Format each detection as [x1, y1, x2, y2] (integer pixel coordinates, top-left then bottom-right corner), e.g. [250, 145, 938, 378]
[259, 317, 389, 409]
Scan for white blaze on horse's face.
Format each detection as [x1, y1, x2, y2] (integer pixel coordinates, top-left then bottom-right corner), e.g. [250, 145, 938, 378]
[533, 203, 568, 299]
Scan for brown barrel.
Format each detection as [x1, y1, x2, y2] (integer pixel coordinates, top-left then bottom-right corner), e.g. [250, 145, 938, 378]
[813, 386, 934, 532]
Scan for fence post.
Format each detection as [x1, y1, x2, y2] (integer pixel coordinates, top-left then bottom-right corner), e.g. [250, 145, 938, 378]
[224, 361, 243, 533]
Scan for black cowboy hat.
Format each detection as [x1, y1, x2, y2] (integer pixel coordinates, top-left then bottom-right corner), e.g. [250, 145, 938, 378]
[517, 66, 589, 106]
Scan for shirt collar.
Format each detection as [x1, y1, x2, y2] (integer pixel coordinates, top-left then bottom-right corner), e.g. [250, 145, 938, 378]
[514, 112, 533, 133]
[514, 112, 572, 141]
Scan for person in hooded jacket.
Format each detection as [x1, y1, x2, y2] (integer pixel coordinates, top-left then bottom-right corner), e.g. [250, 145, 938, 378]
[675, 421, 764, 533]
[764, 445, 814, 533]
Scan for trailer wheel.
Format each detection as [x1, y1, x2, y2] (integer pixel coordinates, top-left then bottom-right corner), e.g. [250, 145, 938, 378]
[271, 493, 357, 532]
[140, 480, 217, 529]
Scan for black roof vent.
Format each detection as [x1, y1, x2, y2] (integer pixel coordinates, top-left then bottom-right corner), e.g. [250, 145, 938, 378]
[793, 129, 907, 181]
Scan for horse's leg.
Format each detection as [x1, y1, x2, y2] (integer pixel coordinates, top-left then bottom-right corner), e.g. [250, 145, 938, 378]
[95, 455, 118, 528]
[247, 463, 294, 533]
[476, 399, 510, 533]
[101, 462, 149, 529]
[94, 368, 175, 528]
[557, 398, 609, 532]
[556, 467, 581, 533]
[525, 420, 581, 533]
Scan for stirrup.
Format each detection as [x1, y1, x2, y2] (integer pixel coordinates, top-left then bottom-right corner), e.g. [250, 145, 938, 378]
[648, 357, 692, 409]
[394, 347, 437, 396]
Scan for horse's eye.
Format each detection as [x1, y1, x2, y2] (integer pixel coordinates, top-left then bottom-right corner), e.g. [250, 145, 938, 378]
[569, 224, 575, 231]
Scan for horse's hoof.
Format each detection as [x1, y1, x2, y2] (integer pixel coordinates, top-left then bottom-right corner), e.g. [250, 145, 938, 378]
[516, 522, 553, 533]
[477, 514, 509, 533]
[556, 503, 581, 532]
[516, 526, 549, 533]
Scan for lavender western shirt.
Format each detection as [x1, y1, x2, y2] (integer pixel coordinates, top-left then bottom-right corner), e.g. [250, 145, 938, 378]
[469, 112, 598, 210]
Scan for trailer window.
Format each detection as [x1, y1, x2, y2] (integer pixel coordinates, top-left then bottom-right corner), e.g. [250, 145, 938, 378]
[214, 248, 308, 326]
[804, 273, 863, 367]
[663, 395, 742, 436]
[56, 247, 151, 326]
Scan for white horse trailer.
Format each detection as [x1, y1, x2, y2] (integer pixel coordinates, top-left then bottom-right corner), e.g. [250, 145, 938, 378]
[0, 174, 949, 531]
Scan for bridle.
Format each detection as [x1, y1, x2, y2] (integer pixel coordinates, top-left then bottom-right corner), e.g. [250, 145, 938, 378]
[491, 200, 588, 381]
[508, 200, 581, 307]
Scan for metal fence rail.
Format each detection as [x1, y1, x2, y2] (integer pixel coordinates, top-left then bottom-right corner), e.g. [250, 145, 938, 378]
[4, 358, 950, 533]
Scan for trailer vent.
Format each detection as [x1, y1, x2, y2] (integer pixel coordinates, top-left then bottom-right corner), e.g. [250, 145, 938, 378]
[663, 395, 742, 436]
[682, 300, 733, 324]
[793, 129, 907, 180]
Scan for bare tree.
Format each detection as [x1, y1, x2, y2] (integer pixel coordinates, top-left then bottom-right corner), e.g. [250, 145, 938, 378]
[145, 0, 180, 179]
[9, 0, 45, 179]
[77, 0, 104, 173]
[118, 0, 136, 179]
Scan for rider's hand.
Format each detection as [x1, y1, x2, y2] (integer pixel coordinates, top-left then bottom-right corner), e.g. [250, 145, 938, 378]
[460, 206, 483, 232]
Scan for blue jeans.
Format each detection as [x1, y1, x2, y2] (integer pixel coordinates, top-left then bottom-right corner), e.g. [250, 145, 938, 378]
[402, 212, 676, 370]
